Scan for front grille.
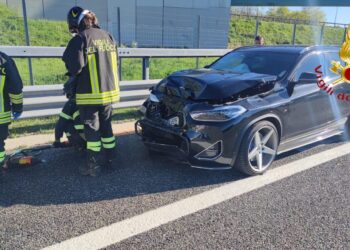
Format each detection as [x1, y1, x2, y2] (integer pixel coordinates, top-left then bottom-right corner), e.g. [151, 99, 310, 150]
[145, 100, 186, 128]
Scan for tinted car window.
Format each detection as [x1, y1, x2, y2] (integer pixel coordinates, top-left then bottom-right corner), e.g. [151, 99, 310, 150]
[293, 53, 323, 82]
[210, 51, 299, 79]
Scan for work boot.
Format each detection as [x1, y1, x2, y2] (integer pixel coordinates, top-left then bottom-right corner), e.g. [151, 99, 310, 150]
[79, 162, 90, 176]
[103, 148, 116, 173]
[86, 151, 101, 177]
[75, 146, 86, 159]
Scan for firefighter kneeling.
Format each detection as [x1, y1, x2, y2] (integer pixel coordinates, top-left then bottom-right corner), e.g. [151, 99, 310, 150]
[63, 6, 120, 176]
[54, 76, 86, 151]
[0, 52, 23, 168]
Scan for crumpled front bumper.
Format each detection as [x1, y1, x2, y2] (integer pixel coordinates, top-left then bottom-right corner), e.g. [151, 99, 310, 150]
[135, 119, 234, 170]
[135, 119, 189, 162]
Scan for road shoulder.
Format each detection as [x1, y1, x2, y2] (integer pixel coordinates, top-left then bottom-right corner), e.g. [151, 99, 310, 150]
[6, 121, 135, 151]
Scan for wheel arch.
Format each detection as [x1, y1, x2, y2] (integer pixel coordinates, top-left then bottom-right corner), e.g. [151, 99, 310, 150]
[230, 113, 283, 166]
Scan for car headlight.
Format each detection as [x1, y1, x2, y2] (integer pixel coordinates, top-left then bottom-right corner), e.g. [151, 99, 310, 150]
[190, 106, 247, 122]
[149, 93, 160, 102]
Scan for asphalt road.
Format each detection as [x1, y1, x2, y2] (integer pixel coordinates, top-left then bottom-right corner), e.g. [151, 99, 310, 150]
[0, 134, 349, 249]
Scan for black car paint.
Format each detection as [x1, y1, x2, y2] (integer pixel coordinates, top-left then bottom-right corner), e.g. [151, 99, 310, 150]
[165, 70, 278, 101]
[136, 46, 350, 169]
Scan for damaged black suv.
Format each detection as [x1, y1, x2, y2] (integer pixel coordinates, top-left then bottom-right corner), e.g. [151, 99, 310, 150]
[135, 45, 350, 175]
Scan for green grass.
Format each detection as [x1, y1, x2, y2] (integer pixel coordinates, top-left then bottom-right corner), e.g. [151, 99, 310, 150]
[0, 4, 218, 85]
[14, 57, 217, 85]
[229, 15, 345, 48]
[9, 107, 141, 138]
[0, 4, 70, 46]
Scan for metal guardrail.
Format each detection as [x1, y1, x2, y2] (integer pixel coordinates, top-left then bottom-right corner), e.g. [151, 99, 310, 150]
[0, 46, 231, 118]
[0, 46, 231, 58]
[0, 46, 230, 80]
[21, 80, 160, 119]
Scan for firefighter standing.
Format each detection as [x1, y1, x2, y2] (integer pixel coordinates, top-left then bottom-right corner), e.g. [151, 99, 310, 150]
[0, 52, 23, 167]
[63, 7, 120, 176]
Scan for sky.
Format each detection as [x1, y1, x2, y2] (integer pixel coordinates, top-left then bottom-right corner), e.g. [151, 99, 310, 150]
[289, 7, 350, 24]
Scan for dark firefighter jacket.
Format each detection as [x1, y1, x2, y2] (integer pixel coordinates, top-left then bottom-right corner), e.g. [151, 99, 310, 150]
[62, 27, 120, 106]
[0, 52, 23, 125]
[55, 99, 84, 141]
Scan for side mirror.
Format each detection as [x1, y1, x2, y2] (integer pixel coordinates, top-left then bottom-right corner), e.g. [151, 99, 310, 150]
[297, 72, 317, 84]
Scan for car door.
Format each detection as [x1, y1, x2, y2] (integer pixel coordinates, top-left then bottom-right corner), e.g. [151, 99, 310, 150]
[323, 52, 350, 118]
[284, 52, 335, 139]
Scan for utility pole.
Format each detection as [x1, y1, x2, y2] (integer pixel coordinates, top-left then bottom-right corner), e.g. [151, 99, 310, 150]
[22, 0, 34, 85]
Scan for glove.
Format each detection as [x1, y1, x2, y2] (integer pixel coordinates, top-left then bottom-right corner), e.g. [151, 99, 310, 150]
[53, 140, 71, 148]
[12, 111, 22, 120]
[63, 77, 77, 98]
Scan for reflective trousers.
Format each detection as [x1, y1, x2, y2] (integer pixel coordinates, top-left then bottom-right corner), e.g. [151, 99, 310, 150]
[78, 104, 116, 156]
[0, 124, 9, 164]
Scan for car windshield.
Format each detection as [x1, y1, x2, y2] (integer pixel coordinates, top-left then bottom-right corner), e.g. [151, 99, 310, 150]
[210, 50, 299, 79]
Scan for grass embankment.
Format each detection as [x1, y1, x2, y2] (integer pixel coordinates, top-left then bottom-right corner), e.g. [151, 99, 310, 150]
[229, 15, 345, 48]
[0, 4, 216, 85]
[9, 107, 141, 138]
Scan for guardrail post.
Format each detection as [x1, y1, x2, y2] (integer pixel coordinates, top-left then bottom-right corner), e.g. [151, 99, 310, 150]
[118, 57, 122, 81]
[142, 57, 150, 80]
[343, 26, 347, 43]
[292, 22, 297, 45]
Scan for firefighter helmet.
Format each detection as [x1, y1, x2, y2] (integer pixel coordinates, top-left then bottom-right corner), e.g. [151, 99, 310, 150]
[67, 6, 89, 33]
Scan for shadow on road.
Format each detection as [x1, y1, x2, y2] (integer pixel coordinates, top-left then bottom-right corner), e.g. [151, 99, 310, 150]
[0, 134, 345, 207]
[0, 134, 245, 207]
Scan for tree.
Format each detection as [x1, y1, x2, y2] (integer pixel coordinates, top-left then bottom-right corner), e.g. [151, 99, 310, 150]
[231, 7, 260, 16]
[266, 7, 290, 18]
[266, 7, 325, 23]
[301, 7, 326, 23]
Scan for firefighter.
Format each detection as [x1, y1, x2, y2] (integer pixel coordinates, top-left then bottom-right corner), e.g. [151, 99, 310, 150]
[63, 7, 120, 176]
[0, 52, 23, 167]
[53, 77, 85, 150]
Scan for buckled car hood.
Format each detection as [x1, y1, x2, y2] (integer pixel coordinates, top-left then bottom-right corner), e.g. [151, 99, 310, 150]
[157, 69, 277, 101]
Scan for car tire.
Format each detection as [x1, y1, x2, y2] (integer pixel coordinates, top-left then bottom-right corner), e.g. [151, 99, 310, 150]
[147, 148, 158, 157]
[235, 120, 279, 176]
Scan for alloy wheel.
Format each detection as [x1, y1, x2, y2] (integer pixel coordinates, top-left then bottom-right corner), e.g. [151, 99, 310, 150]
[247, 126, 278, 172]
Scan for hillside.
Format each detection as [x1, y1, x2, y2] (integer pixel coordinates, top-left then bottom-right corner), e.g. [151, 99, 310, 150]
[0, 4, 70, 46]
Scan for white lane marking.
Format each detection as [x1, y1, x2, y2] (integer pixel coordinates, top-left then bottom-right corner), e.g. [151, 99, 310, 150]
[44, 142, 350, 250]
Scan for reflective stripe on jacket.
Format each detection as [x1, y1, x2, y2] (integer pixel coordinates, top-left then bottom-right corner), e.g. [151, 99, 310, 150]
[62, 27, 120, 106]
[0, 52, 23, 125]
